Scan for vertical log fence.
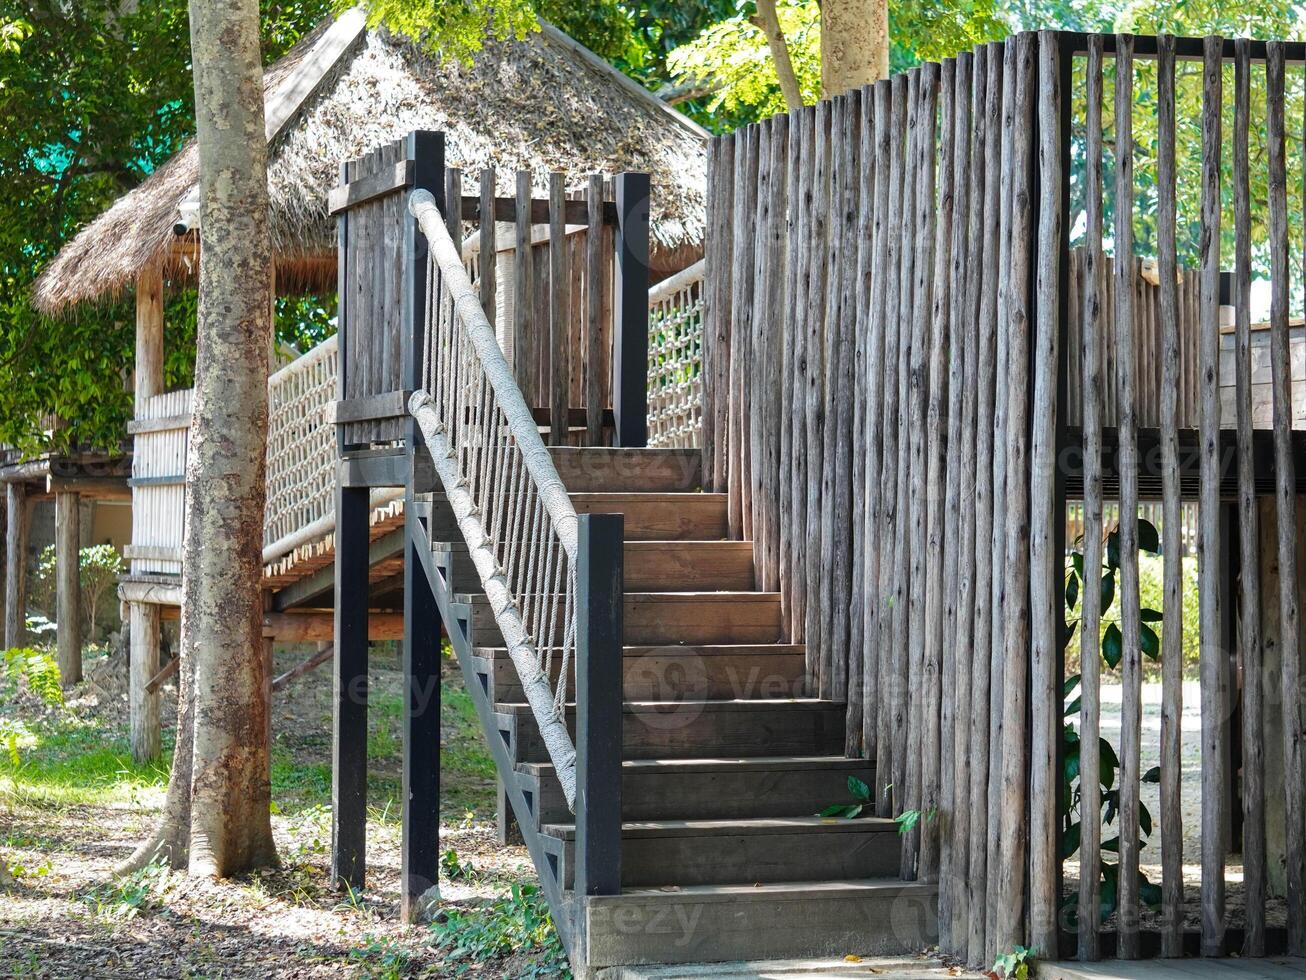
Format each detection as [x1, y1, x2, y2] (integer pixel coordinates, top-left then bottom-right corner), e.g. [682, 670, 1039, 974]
[702, 29, 1306, 967]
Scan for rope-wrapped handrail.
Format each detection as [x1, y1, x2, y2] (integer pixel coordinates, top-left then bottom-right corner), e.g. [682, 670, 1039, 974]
[408, 187, 581, 808]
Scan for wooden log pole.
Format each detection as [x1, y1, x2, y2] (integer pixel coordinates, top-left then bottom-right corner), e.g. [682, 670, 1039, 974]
[788, 110, 814, 643]
[1232, 37, 1266, 958]
[995, 32, 1034, 956]
[749, 119, 773, 595]
[129, 601, 161, 762]
[780, 108, 803, 640]
[1267, 39, 1306, 957]
[585, 175, 604, 445]
[1028, 30, 1062, 957]
[4, 481, 27, 650]
[705, 136, 735, 488]
[135, 264, 164, 407]
[966, 41, 1002, 968]
[55, 491, 82, 685]
[1113, 33, 1145, 960]
[549, 173, 570, 444]
[513, 170, 532, 394]
[1197, 34, 1228, 958]
[1156, 31, 1187, 960]
[1078, 32, 1107, 964]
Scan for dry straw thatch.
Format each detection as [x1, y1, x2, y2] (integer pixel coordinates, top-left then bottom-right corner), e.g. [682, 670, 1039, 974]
[33, 16, 707, 315]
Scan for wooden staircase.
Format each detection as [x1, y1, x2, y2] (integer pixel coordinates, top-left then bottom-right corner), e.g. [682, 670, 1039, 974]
[425, 446, 937, 973]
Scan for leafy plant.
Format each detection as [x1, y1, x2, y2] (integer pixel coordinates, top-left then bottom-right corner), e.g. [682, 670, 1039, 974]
[993, 944, 1035, 980]
[81, 860, 174, 921]
[1060, 518, 1164, 925]
[817, 775, 873, 819]
[431, 882, 569, 978]
[440, 847, 477, 882]
[32, 544, 125, 644]
[1, 647, 63, 706]
[894, 807, 937, 837]
[347, 935, 412, 980]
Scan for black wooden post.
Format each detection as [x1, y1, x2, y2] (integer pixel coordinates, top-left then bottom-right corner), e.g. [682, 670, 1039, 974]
[575, 513, 624, 897]
[401, 129, 445, 922]
[613, 172, 650, 448]
[331, 481, 369, 891]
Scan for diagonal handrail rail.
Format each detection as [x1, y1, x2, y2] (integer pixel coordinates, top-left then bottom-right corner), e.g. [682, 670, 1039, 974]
[407, 187, 581, 809]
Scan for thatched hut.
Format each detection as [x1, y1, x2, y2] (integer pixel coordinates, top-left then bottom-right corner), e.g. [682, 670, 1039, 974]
[33, 9, 708, 315]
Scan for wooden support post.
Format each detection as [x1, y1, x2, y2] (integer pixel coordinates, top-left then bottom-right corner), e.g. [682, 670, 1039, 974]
[4, 481, 27, 650]
[331, 484, 370, 893]
[612, 172, 650, 448]
[575, 513, 624, 897]
[549, 172, 570, 445]
[55, 491, 82, 685]
[128, 601, 161, 761]
[135, 264, 164, 407]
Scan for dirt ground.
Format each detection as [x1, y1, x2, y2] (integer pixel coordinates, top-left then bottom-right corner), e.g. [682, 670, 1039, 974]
[0, 643, 554, 979]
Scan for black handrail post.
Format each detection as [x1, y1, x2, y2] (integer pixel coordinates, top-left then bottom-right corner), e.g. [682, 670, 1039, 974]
[575, 512, 624, 899]
[613, 172, 650, 448]
[401, 129, 445, 923]
[331, 479, 369, 892]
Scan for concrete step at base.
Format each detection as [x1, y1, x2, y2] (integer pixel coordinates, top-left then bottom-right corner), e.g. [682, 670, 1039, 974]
[581, 880, 939, 968]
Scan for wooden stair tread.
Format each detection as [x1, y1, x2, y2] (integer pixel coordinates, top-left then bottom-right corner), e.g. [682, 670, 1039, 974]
[547, 447, 702, 492]
[457, 590, 780, 603]
[517, 755, 870, 776]
[477, 643, 804, 658]
[603, 879, 936, 902]
[496, 698, 843, 715]
[540, 816, 896, 840]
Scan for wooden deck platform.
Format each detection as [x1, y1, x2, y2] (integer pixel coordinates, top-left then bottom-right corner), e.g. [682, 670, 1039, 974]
[1045, 958, 1306, 979]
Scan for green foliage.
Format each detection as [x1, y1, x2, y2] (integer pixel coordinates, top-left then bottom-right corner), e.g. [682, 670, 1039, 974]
[993, 944, 1035, 980]
[440, 847, 477, 881]
[81, 859, 175, 921]
[0, 714, 170, 805]
[431, 882, 570, 978]
[346, 935, 414, 980]
[350, 0, 539, 64]
[817, 773, 874, 819]
[667, 0, 822, 122]
[31, 543, 125, 643]
[1, 647, 63, 707]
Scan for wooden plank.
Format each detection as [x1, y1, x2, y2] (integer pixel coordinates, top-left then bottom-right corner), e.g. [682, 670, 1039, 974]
[1028, 30, 1062, 957]
[1232, 36, 1266, 959]
[479, 167, 498, 344]
[986, 41, 1018, 961]
[920, 58, 953, 886]
[967, 42, 1001, 967]
[805, 103, 833, 688]
[995, 32, 1034, 956]
[862, 79, 893, 760]
[779, 109, 803, 640]
[788, 107, 815, 647]
[749, 119, 773, 595]
[458, 194, 608, 227]
[1197, 34, 1228, 958]
[550, 172, 570, 443]
[1154, 18, 1184, 903]
[1078, 33, 1107, 965]
[706, 136, 735, 492]
[764, 116, 789, 603]
[1267, 39, 1306, 958]
[728, 126, 756, 543]
[327, 160, 413, 215]
[876, 73, 908, 814]
[514, 170, 533, 397]
[585, 175, 604, 445]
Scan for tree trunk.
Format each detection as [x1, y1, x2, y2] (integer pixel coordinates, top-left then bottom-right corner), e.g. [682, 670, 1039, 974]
[821, 0, 889, 98]
[121, 0, 277, 878]
[56, 491, 82, 686]
[754, 0, 804, 110]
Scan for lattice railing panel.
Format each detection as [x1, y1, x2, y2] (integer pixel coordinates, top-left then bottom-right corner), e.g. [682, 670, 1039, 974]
[647, 260, 705, 448]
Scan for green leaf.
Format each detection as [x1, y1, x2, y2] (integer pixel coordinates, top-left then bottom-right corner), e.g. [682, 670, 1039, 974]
[1141, 623, 1161, 661]
[1106, 529, 1121, 569]
[1140, 607, 1163, 623]
[1142, 766, 1161, 784]
[818, 804, 845, 817]
[1065, 571, 1080, 611]
[895, 809, 922, 836]
[1071, 551, 1085, 577]
[1100, 571, 1115, 612]
[1101, 835, 1120, 853]
[1138, 519, 1161, 555]
[847, 775, 871, 802]
[1099, 738, 1120, 773]
[1064, 695, 1082, 717]
[1103, 623, 1123, 668]
[1063, 673, 1081, 697]
[1140, 802, 1153, 837]
[1140, 873, 1163, 909]
[1061, 821, 1082, 860]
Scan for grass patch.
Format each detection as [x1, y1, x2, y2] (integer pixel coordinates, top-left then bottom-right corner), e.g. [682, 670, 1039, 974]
[432, 883, 570, 978]
[0, 715, 170, 806]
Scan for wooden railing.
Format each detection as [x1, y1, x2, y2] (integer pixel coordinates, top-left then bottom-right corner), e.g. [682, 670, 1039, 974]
[647, 259, 705, 449]
[705, 30, 1306, 968]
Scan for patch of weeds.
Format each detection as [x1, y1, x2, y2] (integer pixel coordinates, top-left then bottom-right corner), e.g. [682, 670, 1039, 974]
[347, 934, 419, 980]
[440, 847, 477, 882]
[81, 860, 175, 922]
[432, 883, 570, 978]
[993, 944, 1035, 979]
[4, 855, 52, 881]
[271, 743, 332, 809]
[367, 689, 403, 760]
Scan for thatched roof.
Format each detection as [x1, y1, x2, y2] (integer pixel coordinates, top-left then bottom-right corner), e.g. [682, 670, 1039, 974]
[33, 13, 707, 314]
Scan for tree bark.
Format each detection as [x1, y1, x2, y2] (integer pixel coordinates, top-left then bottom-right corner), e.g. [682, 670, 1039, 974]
[121, 0, 277, 878]
[754, 0, 804, 110]
[821, 0, 889, 98]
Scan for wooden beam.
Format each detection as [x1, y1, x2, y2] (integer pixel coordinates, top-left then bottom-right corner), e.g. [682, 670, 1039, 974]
[129, 601, 161, 762]
[55, 491, 82, 686]
[262, 611, 402, 642]
[45, 476, 130, 501]
[135, 265, 164, 407]
[4, 481, 27, 649]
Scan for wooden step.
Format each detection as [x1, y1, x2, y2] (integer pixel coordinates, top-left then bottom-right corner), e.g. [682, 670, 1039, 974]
[582, 880, 939, 967]
[457, 592, 782, 647]
[494, 699, 845, 763]
[569, 492, 728, 540]
[472, 643, 805, 703]
[516, 756, 875, 827]
[540, 816, 900, 890]
[434, 540, 754, 594]
[548, 447, 702, 493]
